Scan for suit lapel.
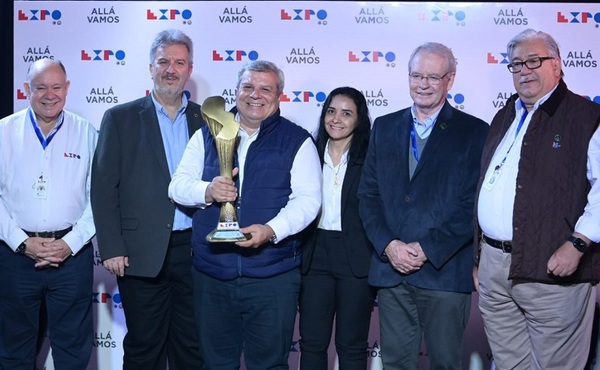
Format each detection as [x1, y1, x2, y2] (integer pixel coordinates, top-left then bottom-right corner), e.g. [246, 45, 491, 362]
[185, 103, 203, 138]
[140, 95, 171, 181]
[397, 110, 412, 187]
[411, 101, 453, 180]
[340, 158, 361, 218]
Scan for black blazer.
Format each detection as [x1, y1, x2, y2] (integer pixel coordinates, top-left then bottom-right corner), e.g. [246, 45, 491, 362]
[301, 155, 373, 278]
[358, 101, 488, 291]
[91, 95, 203, 278]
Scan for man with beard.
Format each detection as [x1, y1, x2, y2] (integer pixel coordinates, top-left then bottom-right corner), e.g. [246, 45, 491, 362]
[91, 29, 204, 370]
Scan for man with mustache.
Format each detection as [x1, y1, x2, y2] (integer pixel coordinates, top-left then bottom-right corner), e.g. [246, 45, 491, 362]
[474, 28, 600, 370]
[91, 29, 204, 370]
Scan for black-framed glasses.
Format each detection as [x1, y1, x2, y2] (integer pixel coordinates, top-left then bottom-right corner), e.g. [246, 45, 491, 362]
[507, 56, 554, 73]
[408, 72, 451, 86]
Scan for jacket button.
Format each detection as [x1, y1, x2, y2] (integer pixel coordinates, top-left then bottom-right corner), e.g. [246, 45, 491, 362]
[166, 223, 172, 229]
[405, 196, 411, 202]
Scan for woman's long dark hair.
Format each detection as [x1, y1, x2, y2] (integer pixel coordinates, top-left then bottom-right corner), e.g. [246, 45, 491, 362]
[315, 86, 371, 164]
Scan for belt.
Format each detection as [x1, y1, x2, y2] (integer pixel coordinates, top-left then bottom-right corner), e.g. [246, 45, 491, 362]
[482, 234, 512, 253]
[23, 226, 72, 239]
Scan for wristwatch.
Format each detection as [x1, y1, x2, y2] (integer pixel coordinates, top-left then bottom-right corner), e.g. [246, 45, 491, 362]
[568, 236, 588, 253]
[270, 231, 278, 244]
[16, 241, 27, 255]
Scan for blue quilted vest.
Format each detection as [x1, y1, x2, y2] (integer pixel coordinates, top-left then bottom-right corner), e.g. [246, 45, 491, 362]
[192, 109, 311, 279]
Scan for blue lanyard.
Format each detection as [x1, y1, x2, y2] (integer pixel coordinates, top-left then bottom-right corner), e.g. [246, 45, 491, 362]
[495, 105, 529, 172]
[410, 122, 419, 162]
[29, 109, 64, 150]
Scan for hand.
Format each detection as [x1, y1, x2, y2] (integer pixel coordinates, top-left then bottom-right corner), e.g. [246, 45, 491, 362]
[206, 168, 239, 203]
[473, 265, 479, 293]
[21, 236, 59, 268]
[34, 238, 73, 268]
[235, 224, 272, 248]
[103, 256, 129, 277]
[385, 239, 426, 274]
[547, 240, 584, 277]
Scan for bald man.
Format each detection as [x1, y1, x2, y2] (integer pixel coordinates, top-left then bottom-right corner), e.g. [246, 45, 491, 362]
[0, 59, 97, 369]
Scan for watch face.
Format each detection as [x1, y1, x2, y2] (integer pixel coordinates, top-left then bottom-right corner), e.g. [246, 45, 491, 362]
[570, 236, 587, 253]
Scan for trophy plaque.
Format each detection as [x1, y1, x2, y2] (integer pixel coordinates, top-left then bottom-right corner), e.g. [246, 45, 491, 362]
[201, 96, 248, 243]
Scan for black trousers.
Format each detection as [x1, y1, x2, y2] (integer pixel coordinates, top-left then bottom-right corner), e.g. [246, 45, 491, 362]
[299, 230, 376, 370]
[117, 229, 203, 370]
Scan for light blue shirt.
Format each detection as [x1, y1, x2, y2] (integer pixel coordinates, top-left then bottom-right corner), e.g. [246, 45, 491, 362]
[411, 104, 442, 139]
[152, 93, 192, 231]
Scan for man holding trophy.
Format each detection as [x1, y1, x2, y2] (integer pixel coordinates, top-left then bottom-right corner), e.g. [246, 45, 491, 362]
[168, 60, 321, 369]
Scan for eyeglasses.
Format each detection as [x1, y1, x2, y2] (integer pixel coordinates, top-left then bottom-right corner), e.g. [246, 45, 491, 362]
[507, 56, 554, 73]
[408, 72, 451, 86]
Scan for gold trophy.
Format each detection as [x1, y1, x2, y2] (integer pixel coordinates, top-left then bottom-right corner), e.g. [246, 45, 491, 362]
[201, 96, 248, 242]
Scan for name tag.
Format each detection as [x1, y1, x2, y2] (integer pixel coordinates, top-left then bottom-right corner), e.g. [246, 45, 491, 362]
[35, 176, 48, 199]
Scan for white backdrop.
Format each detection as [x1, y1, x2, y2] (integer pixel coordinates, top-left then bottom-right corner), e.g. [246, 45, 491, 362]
[12, 1, 600, 369]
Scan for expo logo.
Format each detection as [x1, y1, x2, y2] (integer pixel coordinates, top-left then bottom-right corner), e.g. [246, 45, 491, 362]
[18, 9, 62, 23]
[557, 11, 600, 24]
[281, 91, 327, 103]
[212, 50, 259, 62]
[147, 9, 192, 24]
[281, 9, 327, 23]
[349, 51, 396, 64]
[486, 52, 509, 64]
[447, 93, 466, 109]
[81, 50, 126, 65]
[419, 9, 466, 25]
[92, 292, 122, 308]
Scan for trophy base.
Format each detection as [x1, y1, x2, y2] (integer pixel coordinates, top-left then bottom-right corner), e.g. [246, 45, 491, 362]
[206, 228, 248, 243]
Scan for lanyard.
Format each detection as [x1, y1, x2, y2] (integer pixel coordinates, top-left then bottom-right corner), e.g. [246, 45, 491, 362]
[410, 122, 420, 162]
[494, 105, 529, 172]
[29, 109, 64, 150]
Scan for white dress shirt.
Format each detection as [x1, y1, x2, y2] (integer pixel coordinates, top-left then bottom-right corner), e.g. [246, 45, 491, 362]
[0, 107, 98, 254]
[478, 87, 600, 243]
[317, 141, 348, 232]
[169, 123, 322, 242]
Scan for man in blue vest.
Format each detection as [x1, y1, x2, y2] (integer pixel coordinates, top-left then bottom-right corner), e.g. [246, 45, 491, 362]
[169, 60, 321, 369]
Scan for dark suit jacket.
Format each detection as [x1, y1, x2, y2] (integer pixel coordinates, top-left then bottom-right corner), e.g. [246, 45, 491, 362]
[301, 155, 373, 278]
[358, 101, 488, 292]
[91, 95, 203, 278]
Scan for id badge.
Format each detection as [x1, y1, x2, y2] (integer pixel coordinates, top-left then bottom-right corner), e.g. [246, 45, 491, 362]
[35, 176, 48, 199]
[482, 166, 501, 191]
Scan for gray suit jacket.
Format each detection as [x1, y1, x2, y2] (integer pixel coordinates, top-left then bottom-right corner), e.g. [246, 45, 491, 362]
[91, 94, 203, 277]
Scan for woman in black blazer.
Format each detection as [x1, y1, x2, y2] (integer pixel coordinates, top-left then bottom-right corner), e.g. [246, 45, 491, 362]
[299, 87, 376, 370]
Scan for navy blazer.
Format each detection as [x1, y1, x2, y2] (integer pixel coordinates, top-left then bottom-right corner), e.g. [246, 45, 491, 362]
[301, 154, 373, 278]
[91, 95, 203, 278]
[358, 101, 488, 292]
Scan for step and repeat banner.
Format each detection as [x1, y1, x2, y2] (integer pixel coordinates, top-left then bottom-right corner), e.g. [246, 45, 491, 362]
[13, 1, 600, 369]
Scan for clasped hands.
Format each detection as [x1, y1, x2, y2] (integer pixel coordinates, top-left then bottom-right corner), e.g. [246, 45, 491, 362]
[385, 239, 427, 275]
[24, 237, 73, 269]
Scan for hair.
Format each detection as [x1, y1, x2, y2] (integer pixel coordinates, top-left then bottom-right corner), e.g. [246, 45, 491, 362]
[149, 29, 194, 65]
[236, 60, 285, 95]
[408, 42, 457, 75]
[315, 87, 371, 163]
[26, 59, 67, 83]
[507, 28, 563, 77]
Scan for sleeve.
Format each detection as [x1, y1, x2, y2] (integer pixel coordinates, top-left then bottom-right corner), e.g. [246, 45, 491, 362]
[90, 109, 128, 260]
[575, 125, 600, 243]
[62, 123, 98, 254]
[266, 138, 322, 242]
[168, 129, 211, 208]
[357, 117, 397, 259]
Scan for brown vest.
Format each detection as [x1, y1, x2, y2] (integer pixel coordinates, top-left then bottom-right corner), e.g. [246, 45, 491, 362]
[477, 80, 600, 284]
